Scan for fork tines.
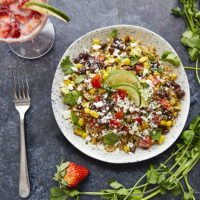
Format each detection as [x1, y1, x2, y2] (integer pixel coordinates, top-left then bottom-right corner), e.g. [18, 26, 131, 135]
[12, 67, 30, 101]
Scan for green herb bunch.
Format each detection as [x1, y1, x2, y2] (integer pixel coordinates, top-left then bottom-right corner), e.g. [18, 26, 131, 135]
[172, 0, 200, 83]
[50, 115, 200, 200]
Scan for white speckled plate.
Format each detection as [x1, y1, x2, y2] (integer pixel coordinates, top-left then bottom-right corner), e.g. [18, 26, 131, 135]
[51, 25, 190, 163]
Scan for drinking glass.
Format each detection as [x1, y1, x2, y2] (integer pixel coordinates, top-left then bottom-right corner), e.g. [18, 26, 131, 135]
[0, 0, 55, 59]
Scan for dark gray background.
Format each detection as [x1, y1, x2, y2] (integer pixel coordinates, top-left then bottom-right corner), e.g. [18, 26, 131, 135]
[0, 0, 200, 199]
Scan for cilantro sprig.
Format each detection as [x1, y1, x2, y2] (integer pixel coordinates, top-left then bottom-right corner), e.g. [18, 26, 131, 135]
[172, 0, 200, 83]
[61, 56, 75, 75]
[50, 115, 200, 200]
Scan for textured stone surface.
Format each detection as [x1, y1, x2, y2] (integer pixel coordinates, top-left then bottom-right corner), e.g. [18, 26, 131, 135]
[0, 0, 200, 199]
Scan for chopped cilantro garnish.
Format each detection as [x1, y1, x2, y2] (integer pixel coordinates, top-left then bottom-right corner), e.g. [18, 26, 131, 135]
[61, 56, 75, 74]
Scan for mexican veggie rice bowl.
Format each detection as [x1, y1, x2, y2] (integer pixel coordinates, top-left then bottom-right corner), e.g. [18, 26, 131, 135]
[60, 29, 185, 154]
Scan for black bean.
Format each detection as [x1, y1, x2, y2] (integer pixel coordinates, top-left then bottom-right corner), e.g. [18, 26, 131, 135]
[176, 90, 185, 99]
[171, 81, 180, 88]
[109, 47, 115, 54]
[125, 36, 130, 43]
[114, 37, 119, 42]
[78, 67, 86, 74]
[77, 105, 83, 110]
[163, 129, 169, 135]
[165, 90, 170, 97]
[118, 45, 124, 50]
[74, 57, 80, 64]
[164, 81, 171, 87]
[174, 87, 181, 94]
[79, 52, 89, 60]
[90, 64, 97, 72]
[157, 91, 165, 98]
[101, 43, 107, 49]
[131, 146, 136, 153]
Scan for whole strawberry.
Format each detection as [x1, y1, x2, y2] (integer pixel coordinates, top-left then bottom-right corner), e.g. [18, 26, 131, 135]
[53, 159, 89, 188]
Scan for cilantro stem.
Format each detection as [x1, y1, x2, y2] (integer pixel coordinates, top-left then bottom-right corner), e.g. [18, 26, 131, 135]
[140, 189, 161, 200]
[124, 174, 147, 200]
[184, 66, 200, 70]
[195, 57, 200, 84]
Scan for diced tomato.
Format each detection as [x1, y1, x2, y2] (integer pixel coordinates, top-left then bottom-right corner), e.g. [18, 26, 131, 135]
[123, 125, 130, 133]
[110, 119, 121, 129]
[136, 65, 144, 72]
[91, 73, 101, 89]
[88, 118, 97, 127]
[94, 95, 101, 102]
[115, 111, 124, 119]
[111, 90, 127, 102]
[152, 115, 162, 125]
[117, 90, 126, 100]
[97, 55, 105, 62]
[134, 117, 143, 124]
[158, 98, 171, 111]
[139, 136, 152, 148]
[146, 75, 160, 86]
[111, 93, 118, 101]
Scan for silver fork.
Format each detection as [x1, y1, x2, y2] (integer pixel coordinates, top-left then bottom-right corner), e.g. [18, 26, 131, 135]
[12, 68, 30, 199]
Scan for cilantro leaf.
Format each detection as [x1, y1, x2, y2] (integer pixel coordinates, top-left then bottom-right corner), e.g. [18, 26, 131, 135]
[181, 37, 200, 48]
[129, 55, 139, 66]
[75, 75, 84, 83]
[181, 130, 194, 145]
[189, 115, 200, 130]
[171, 7, 182, 16]
[110, 29, 118, 38]
[109, 180, 124, 189]
[63, 91, 81, 106]
[161, 51, 181, 67]
[103, 132, 119, 146]
[188, 48, 199, 61]
[61, 56, 74, 74]
[182, 191, 194, 200]
[158, 172, 167, 184]
[49, 187, 69, 200]
[150, 128, 162, 141]
[117, 188, 128, 195]
[131, 189, 143, 200]
[147, 165, 159, 184]
[71, 112, 79, 126]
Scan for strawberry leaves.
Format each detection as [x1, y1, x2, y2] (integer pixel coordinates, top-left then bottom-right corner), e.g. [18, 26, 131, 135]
[53, 159, 70, 188]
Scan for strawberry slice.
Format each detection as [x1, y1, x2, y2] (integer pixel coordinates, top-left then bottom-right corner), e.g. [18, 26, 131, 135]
[14, 14, 27, 25]
[0, 5, 9, 15]
[0, 13, 10, 22]
[21, 14, 41, 36]
[0, 22, 11, 38]
[53, 159, 89, 188]
[9, 22, 21, 38]
[0, 0, 17, 5]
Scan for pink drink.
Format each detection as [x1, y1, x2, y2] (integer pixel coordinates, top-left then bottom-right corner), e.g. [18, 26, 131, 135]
[0, 0, 46, 41]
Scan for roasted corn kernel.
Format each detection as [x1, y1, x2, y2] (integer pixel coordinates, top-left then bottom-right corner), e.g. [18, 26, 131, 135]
[138, 126, 142, 131]
[171, 73, 177, 81]
[106, 67, 112, 72]
[160, 120, 166, 126]
[153, 71, 160, 77]
[93, 39, 100, 45]
[99, 89, 105, 95]
[74, 128, 83, 136]
[139, 56, 147, 63]
[84, 108, 91, 114]
[170, 99, 176, 106]
[89, 89, 96, 95]
[90, 110, 99, 118]
[123, 58, 131, 65]
[82, 132, 89, 139]
[166, 121, 173, 127]
[76, 64, 83, 69]
[64, 80, 71, 86]
[78, 118, 84, 127]
[142, 121, 149, 130]
[115, 58, 121, 63]
[158, 135, 165, 144]
[124, 145, 130, 153]
[143, 62, 150, 69]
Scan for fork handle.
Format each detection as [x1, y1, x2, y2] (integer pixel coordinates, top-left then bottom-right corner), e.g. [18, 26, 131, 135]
[19, 115, 30, 198]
